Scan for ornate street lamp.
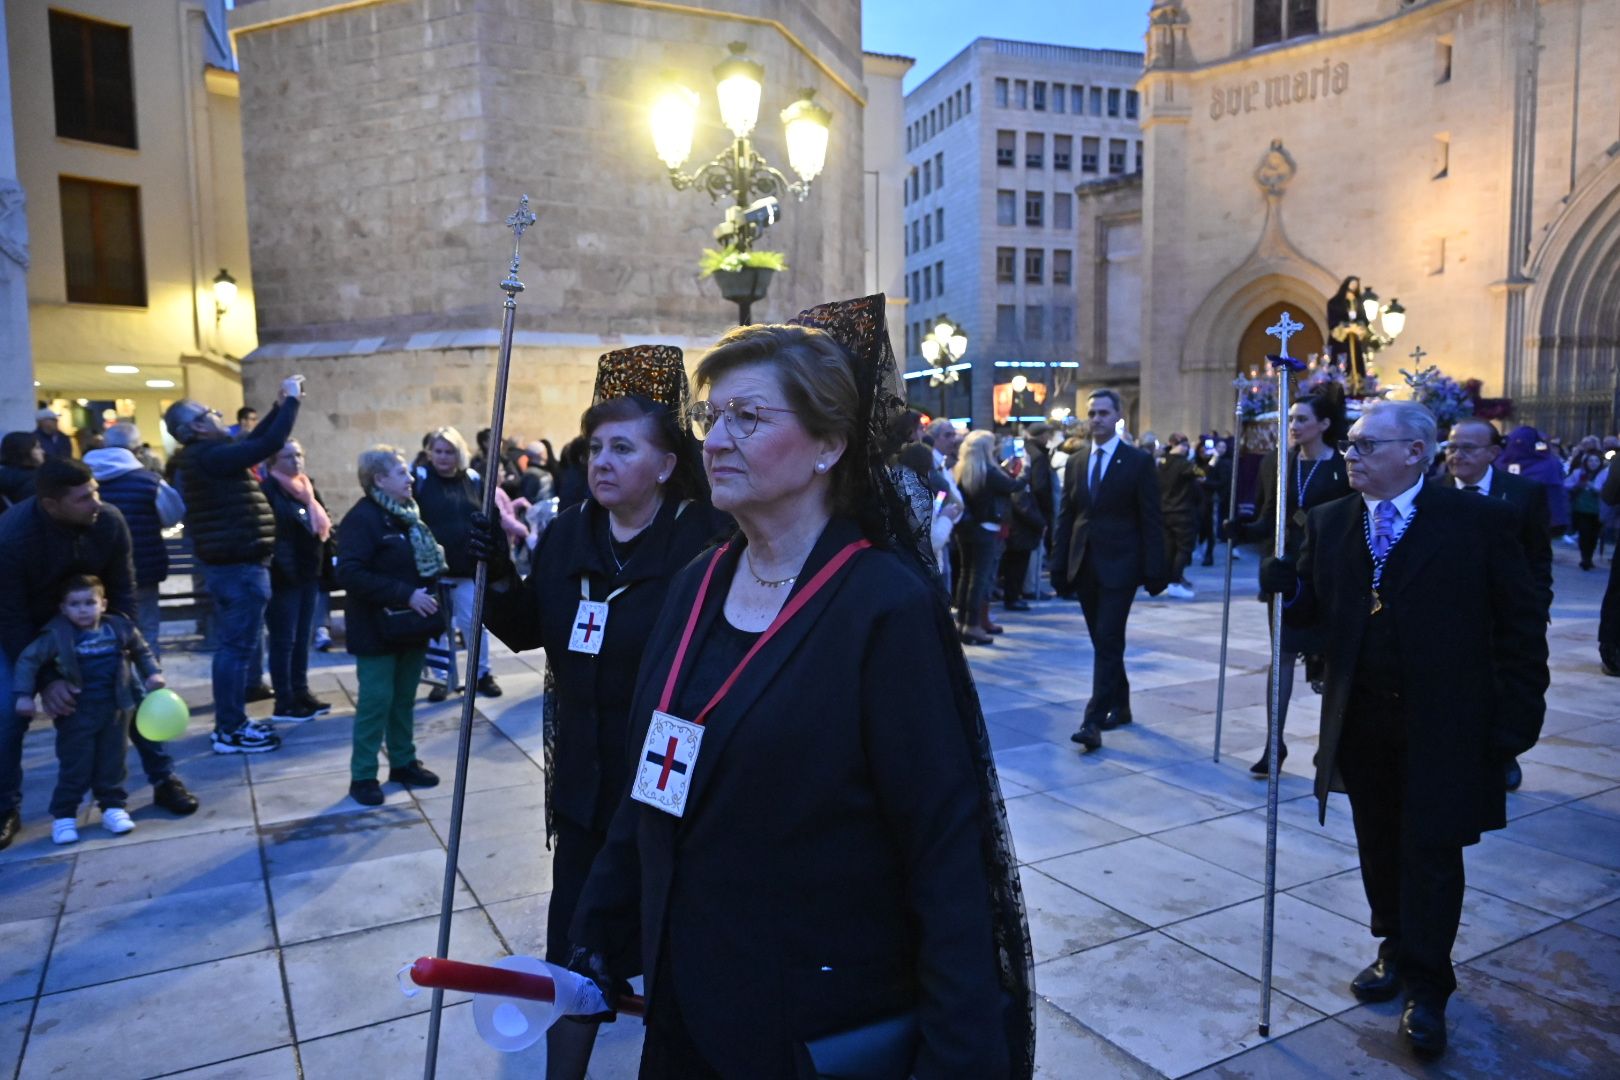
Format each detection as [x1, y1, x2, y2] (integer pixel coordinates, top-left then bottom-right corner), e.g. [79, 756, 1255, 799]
[920, 318, 968, 418]
[650, 43, 833, 324]
[212, 267, 238, 328]
[1332, 281, 1406, 396]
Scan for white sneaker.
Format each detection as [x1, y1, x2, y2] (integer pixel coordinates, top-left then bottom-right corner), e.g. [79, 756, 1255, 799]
[101, 807, 136, 835]
[1165, 583, 1197, 600]
[52, 818, 80, 844]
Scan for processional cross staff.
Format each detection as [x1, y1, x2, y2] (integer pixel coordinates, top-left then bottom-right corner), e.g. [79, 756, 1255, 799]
[422, 196, 536, 1080]
[1257, 310, 1303, 1038]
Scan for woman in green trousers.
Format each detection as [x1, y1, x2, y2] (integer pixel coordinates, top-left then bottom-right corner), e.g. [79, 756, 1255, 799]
[336, 446, 446, 806]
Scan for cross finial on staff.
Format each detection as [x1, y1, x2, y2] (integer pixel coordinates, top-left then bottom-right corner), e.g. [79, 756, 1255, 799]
[1408, 344, 1428, 364]
[1266, 311, 1304, 359]
[501, 195, 537, 297]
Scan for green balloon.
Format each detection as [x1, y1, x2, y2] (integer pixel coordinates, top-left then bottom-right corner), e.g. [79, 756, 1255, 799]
[136, 689, 190, 741]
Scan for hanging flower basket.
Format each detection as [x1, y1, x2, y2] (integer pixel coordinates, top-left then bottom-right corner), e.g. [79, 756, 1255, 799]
[711, 267, 776, 306]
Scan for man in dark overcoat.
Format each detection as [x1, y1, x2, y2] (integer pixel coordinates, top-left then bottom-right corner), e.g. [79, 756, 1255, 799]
[1261, 401, 1548, 1059]
[1442, 416, 1554, 789]
[1051, 389, 1168, 751]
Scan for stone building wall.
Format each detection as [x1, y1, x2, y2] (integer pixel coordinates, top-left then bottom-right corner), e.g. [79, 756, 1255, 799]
[1138, 0, 1620, 438]
[230, 0, 870, 503]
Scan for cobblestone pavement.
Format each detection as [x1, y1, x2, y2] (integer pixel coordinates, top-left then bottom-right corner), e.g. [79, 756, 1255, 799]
[2, 541, 1616, 1078]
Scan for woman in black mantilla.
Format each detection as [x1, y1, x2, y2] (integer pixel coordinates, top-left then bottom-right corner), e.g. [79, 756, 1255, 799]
[553, 296, 1034, 1080]
[472, 345, 728, 1080]
[1232, 383, 1351, 774]
[1326, 276, 1370, 383]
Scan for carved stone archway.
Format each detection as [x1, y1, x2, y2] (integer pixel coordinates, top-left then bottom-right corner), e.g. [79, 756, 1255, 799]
[1522, 145, 1620, 434]
[1173, 141, 1340, 427]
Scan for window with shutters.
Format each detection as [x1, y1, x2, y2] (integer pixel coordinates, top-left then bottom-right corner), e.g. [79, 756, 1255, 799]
[996, 247, 1016, 284]
[1033, 81, 1047, 111]
[997, 130, 1016, 167]
[997, 305, 1018, 341]
[995, 78, 1009, 107]
[1054, 134, 1072, 171]
[49, 11, 137, 148]
[1024, 249, 1044, 285]
[60, 176, 147, 306]
[1025, 306, 1044, 341]
[1025, 191, 1044, 227]
[1108, 139, 1128, 175]
[1053, 83, 1066, 114]
[996, 190, 1016, 226]
[1025, 132, 1044, 169]
[1053, 193, 1073, 231]
[1053, 249, 1073, 286]
[1081, 137, 1100, 174]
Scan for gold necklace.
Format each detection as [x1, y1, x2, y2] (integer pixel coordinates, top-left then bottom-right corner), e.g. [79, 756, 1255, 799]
[745, 550, 798, 589]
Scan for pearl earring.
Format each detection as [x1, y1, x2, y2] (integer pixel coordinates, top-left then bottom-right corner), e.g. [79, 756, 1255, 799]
[815, 462, 827, 473]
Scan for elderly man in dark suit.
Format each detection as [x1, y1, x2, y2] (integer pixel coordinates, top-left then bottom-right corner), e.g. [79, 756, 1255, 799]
[1052, 389, 1168, 752]
[1443, 416, 1554, 790]
[1261, 401, 1548, 1059]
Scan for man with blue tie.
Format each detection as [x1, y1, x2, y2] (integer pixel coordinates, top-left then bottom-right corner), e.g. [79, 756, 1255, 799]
[1260, 402, 1548, 1059]
[1051, 389, 1168, 752]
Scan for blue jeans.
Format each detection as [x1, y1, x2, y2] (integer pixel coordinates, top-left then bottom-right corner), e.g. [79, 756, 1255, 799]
[205, 563, 272, 735]
[266, 579, 317, 710]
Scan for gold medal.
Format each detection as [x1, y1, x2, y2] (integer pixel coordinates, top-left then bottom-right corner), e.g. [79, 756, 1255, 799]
[1370, 589, 1383, 616]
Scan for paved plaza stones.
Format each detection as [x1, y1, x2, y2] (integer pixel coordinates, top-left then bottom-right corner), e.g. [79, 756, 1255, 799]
[1, 546, 1616, 1077]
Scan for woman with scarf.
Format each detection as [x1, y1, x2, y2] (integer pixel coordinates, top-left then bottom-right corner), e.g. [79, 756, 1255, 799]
[263, 439, 333, 723]
[1499, 426, 1573, 536]
[470, 345, 726, 1080]
[555, 296, 1035, 1080]
[336, 446, 447, 807]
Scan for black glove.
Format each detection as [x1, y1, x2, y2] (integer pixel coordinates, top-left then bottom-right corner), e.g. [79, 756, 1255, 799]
[1222, 516, 1247, 542]
[1144, 578, 1168, 597]
[1258, 556, 1298, 598]
[563, 945, 618, 1024]
[466, 511, 515, 583]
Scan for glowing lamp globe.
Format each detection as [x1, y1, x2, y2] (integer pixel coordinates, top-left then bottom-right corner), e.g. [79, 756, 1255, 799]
[1381, 298, 1407, 339]
[650, 86, 699, 169]
[781, 91, 832, 183]
[714, 43, 764, 138]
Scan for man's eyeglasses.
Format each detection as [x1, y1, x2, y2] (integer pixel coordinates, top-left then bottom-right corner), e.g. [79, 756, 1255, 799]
[1444, 442, 1493, 455]
[1337, 437, 1407, 456]
[687, 399, 797, 439]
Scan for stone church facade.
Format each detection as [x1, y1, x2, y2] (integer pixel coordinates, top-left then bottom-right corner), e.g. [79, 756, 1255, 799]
[1136, 0, 1619, 439]
[229, 0, 873, 503]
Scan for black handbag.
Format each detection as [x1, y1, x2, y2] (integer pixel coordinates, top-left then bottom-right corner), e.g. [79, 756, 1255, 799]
[379, 602, 445, 646]
[799, 1012, 918, 1080]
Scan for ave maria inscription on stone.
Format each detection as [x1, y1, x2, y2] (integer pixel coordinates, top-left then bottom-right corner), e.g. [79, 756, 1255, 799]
[1210, 58, 1350, 120]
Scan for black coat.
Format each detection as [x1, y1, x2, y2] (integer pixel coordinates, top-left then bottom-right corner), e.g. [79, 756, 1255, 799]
[0, 499, 136, 663]
[1052, 442, 1167, 590]
[1285, 483, 1548, 846]
[961, 464, 1024, 527]
[264, 479, 329, 588]
[1479, 467, 1554, 617]
[1241, 448, 1351, 559]
[171, 398, 297, 566]
[335, 497, 438, 657]
[0, 465, 36, 512]
[482, 496, 730, 832]
[573, 518, 1010, 1079]
[414, 468, 481, 578]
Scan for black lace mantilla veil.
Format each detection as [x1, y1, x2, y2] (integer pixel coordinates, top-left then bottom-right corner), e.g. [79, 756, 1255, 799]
[540, 344, 704, 845]
[790, 294, 1037, 1079]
